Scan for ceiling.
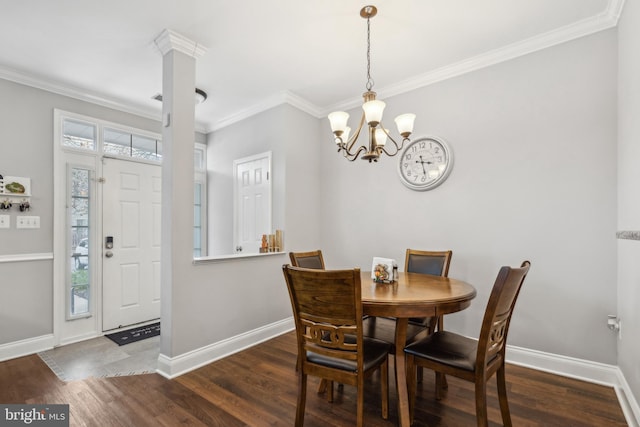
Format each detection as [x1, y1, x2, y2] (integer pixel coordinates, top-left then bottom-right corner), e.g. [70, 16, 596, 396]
[0, 0, 623, 133]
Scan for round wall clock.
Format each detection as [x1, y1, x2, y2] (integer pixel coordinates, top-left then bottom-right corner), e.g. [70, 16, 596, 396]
[397, 136, 453, 191]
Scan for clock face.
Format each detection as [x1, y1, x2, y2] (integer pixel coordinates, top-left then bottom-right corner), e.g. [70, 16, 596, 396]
[398, 136, 453, 191]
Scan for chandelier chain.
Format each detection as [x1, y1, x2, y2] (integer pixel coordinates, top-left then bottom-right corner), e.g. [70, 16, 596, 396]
[366, 15, 374, 91]
[327, 5, 415, 162]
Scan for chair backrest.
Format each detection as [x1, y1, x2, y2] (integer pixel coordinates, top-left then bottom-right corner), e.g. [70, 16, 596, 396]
[477, 261, 531, 368]
[404, 249, 453, 277]
[289, 250, 325, 270]
[282, 265, 363, 365]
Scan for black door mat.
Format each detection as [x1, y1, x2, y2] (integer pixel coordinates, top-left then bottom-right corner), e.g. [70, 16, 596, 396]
[105, 322, 160, 346]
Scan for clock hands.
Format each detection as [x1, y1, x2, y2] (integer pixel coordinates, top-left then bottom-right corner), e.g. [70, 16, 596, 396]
[415, 155, 432, 176]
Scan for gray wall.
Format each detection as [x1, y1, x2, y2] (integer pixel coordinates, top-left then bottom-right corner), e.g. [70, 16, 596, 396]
[207, 106, 287, 256]
[0, 79, 162, 344]
[165, 104, 321, 356]
[319, 29, 618, 364]
[0, 20, 627, 379]
[618, 1, 640, 405]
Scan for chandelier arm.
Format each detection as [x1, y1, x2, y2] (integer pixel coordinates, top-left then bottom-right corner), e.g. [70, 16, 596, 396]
[343, 112, 367, 155]
[328, 5, 416, 163]
[345, 145, 368, 161]
[377, 125, 405, 157]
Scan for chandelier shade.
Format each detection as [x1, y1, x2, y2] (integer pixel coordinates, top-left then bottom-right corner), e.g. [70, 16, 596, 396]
[328, 5, 416, 162]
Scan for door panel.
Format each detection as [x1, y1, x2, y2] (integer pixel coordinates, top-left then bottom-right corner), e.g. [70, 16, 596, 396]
[102, 158, 161, 331]
[234, 153, 271, 253]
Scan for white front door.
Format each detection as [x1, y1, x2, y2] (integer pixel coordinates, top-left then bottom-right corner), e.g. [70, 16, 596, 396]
[102, 158, 161, 331]
[233, 152, 271, 254]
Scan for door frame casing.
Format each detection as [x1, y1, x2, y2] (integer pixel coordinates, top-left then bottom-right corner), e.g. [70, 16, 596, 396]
[53, 110, 103, 346]
[53, 109, 163, 346]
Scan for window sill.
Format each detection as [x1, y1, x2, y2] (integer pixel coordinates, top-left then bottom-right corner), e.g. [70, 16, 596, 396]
[193, 251, 286, 264]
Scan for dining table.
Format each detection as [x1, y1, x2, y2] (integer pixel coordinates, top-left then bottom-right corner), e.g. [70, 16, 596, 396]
[360, 271, 477, 427]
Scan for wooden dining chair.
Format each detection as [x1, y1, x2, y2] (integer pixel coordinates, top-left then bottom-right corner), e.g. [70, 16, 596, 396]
[404, 261, 531, 427]
[404, 249, 453, 385]
[405, 249, 453, 334]
[289, 250, 325, 270]
[282, 265, 391, 427]
[363, 249, 452, 382]
[289, 250, 336, 398]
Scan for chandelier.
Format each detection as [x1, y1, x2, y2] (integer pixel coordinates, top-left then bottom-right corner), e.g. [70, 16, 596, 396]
[328, 5, 416, 162]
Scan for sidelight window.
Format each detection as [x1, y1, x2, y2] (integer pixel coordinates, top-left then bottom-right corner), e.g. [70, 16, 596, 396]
[69, 167, 91, 317]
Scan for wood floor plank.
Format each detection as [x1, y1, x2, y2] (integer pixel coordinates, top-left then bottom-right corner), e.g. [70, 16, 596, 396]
[0, 332, 628, 426]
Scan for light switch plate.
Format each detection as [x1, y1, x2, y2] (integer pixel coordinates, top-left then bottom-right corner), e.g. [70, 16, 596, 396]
[16, 215, 40, 229]
[0, 215, 9, 229]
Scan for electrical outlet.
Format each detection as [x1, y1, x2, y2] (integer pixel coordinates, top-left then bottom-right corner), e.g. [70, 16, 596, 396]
[16, 215, 40, 229]
[0, 215, 9, 229]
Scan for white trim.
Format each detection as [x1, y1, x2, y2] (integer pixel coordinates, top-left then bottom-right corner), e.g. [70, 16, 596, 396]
[193, 251, 285, 264]
[507, 344, 620, 386]
[0, 320, 637, 426]
[153, 322, 638, 425]
[0, 252, 53, 264]
[153, 29, 207, 59]
[507, 344, 639, 427]
[322, 5, 622, 116]
[210, 0, 626, 130]
[207, 90, 324, 132]
[0, 67, 208, 134]
[155, 318, 294, 379]
[0, 0, 625, 135]
[616, 367, 640, 427]
[0, 334, 54, 362]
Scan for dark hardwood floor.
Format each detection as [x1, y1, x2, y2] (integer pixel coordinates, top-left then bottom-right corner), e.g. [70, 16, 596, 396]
[0, 331, 627, 426]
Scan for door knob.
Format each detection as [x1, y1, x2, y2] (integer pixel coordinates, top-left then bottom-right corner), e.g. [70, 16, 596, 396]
[105, 251, 114, 258]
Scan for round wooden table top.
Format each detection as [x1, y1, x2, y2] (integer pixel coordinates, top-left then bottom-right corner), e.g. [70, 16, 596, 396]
[360, 271, 477, 318]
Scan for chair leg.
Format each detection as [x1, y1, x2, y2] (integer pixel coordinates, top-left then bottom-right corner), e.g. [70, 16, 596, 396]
[406, 354, 416, 424]
[296, 372, 307, 427]
[434, 316, 448, 391]
[327, 380, 334, 402]
[380, 358, 389, 419]
[357, 377, 365, 427]
[435, 372, 447, 400]
[474, 378, 489, 427]
[497, 365, 513, 427]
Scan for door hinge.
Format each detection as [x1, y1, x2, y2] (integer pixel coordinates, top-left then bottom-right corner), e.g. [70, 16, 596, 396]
[98, 177, 106, 184]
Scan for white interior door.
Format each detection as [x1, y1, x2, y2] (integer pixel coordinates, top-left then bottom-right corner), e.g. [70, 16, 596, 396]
[233, 152, 271, 253]
[102, 158, 161, 331]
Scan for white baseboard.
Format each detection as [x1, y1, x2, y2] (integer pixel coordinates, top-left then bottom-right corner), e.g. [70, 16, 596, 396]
[2, 321, 637, 427]
[507, 344, 639, 427]
[0, 334, 54, 362]
[156, 317, 294, 379]
[615, 368, 640, 427]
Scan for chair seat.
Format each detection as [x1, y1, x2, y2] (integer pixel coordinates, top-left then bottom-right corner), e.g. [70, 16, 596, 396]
[363, 316, 428, 351]
[404, 331, 486, 372]
[307, 337, 391, 372]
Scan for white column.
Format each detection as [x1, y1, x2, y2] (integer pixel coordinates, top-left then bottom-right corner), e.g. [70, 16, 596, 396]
[154, 29, 206, 358]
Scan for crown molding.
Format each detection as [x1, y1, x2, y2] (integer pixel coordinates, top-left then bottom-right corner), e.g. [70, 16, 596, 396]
[154, 29, 207, 59]
[210, 0, 625, 128]
[320, 0, 625, 116]
[0, 0, 625, 135]
[207, 90, 324, 133]
[0, 66, 209, 134]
